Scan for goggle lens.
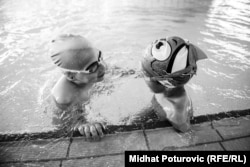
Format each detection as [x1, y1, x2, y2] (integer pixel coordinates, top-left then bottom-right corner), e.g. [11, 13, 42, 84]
[85, 51, 102, 74]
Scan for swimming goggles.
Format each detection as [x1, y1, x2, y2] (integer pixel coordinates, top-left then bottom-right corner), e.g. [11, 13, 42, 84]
[58, 49, 103, 74]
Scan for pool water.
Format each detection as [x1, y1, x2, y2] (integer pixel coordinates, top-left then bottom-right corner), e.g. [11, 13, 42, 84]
[0, 0, 250, 134]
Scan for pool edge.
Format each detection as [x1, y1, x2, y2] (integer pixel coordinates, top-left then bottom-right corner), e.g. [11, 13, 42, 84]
[0, 108, 250, 142]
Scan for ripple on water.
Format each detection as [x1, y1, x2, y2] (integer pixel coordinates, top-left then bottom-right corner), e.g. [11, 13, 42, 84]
[0, 0, 250, 134]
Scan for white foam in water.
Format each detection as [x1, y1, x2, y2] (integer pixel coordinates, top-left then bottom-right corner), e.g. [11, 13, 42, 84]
[87, 74, 154, 125]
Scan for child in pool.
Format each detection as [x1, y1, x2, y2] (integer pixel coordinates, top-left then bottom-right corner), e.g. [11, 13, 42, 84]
[141, 36, 207, 132]
[50, 34, 106, 140]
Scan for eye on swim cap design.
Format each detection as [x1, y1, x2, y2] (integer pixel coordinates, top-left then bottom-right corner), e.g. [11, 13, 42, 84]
[49, 34, 98, 72]
[141, 36, 207, 87]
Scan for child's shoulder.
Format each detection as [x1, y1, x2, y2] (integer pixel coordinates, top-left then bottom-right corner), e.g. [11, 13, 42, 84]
[51, 76, 77, 107]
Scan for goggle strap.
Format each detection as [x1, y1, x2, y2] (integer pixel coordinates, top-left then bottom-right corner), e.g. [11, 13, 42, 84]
[56, 50, 102, 74]
[59, 67, 91, 74]
[150, 65, 196, 81]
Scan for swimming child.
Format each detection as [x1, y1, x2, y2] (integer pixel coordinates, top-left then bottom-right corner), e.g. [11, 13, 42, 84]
[141, 36, 207, 132]
[50, 34, 106, 140]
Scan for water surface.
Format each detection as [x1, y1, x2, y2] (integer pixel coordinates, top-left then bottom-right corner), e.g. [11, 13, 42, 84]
[0, 0, 250, 134]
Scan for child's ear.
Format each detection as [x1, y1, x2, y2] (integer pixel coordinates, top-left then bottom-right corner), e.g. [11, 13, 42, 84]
[64, 72, 76, 80]
[190, 44, 208, 61]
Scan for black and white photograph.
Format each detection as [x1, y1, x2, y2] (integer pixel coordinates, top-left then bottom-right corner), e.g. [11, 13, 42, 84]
[0, 0, 249, 166]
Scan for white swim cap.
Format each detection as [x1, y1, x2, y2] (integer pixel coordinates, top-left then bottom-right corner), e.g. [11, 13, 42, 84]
[49, 34, 99, 72]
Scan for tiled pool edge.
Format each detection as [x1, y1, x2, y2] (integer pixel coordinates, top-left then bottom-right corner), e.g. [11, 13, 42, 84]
[0, 115, 249, 166]
[0, 108, 250, 142]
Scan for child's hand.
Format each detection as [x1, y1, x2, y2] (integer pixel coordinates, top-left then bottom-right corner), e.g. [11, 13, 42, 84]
[75, 122, 106, 141]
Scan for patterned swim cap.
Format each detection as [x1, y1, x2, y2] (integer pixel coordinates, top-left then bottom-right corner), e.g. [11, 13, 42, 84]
[141, 36, 207, 87]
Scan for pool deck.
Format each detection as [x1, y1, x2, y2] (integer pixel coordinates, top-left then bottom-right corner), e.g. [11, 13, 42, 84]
[0, 115, 250, 167]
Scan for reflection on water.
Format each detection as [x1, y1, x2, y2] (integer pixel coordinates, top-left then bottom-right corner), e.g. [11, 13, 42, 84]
[0, 0, 249, 134]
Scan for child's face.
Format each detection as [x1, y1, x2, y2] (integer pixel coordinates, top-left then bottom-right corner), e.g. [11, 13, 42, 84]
[63, 51, 106, 85]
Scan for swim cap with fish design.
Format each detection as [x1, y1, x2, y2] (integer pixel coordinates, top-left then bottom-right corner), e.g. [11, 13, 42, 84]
[141, 36, 207, 87]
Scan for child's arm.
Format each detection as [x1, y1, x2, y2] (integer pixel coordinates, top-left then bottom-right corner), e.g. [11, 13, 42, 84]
[154, 88, 193, 132]
[145, 78, 193, 132]
[51, 98, 106, 140]
[51, 76, 106, 140]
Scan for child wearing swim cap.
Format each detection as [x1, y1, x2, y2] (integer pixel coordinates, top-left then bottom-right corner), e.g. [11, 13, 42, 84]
[141, 36, 207, 132]
[50, 34, 106, 140]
